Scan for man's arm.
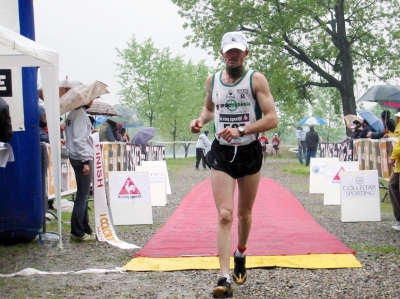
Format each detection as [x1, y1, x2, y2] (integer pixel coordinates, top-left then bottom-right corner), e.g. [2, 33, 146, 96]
[190, 74, 214, 133]
[243, 72, 278, 135]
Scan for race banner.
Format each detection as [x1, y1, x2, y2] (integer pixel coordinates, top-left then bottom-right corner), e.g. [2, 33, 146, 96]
[92, 133, 140, 249]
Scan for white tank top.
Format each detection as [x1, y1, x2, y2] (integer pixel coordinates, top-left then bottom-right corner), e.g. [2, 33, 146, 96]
[212, 69, 261, 146]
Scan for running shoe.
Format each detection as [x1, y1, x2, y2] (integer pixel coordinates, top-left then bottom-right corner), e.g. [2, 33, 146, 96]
[213, 277, 233, 298]
[233, 255, 247, 285]
[392, 223, 400, 231]
[70, 233, 96, 242]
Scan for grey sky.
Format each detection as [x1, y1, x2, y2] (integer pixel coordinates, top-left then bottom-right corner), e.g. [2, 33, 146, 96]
[33, 0, 216, 105]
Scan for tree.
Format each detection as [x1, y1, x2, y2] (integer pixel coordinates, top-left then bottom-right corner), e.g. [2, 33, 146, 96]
[157, 58, 210, 158]
[116, 36, 174, 127]
[173, 0, 400, 126]
[116, 36, 212, 157]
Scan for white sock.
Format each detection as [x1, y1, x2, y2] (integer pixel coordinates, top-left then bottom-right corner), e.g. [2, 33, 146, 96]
[235, 249, 245, 258]
[222, 274, 231, 283]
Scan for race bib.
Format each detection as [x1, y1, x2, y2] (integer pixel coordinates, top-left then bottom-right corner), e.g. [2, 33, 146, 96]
[217, 112, 253, 146]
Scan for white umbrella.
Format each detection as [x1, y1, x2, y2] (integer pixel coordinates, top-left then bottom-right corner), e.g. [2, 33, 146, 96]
[38, 76, 83, 100]
[298, 116, 327, 125]
[59, 81, 110, 114]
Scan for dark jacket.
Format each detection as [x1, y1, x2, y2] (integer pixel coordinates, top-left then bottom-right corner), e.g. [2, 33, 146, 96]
[0, 97, 13, 143]
[359, 123, 376, 138]
[305, 128, 319, 150]
[351, 129, 363, 139]
[369, 118, 395, 139]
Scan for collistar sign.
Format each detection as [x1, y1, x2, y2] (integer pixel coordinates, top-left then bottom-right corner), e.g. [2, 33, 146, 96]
[341, 175, 378, 197]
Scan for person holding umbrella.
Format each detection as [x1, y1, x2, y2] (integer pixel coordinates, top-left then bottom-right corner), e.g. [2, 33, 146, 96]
[64, 100, 96, 242]
[305, 125, 320, 166]
[367, 110, 395, 139]
[99, 119, 117, 142]
[358, 119, 377, 138]
[388, 111, 400, 231]
[347, 120, 363, 139]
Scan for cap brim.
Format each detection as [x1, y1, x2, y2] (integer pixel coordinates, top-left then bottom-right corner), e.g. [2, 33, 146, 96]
[222, 43, 247, 53]
[395, 112, 400, 117]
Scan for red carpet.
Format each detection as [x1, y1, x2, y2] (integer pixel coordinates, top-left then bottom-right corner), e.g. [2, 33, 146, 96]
[134, 178, 355, 258]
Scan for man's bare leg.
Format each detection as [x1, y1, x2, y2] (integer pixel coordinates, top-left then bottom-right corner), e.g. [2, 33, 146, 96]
[232, 171, 260, 284]
[237, 171, 260, 248]
[211, 169, 236, 276]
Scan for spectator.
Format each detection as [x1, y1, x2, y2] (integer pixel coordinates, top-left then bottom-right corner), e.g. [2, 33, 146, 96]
[99, 119, 117, 141]
[305, 125, 320, 166]
[119, 127, 130, 142]
[38, 105, 49, 143]
[296, 126, 306, 164]
[388, 111, 400, 231]
[368, 110, 395, 139]
[272, 133, 280, 161]
[195, 130, 212, 170]
[64, 101, 96, 242]
[38, 105, 54, 210]
[39, 105, 66, 146]
[348, 120, 363, 139]
[0, 97, 13, 143]
[358, 119, 376, 138]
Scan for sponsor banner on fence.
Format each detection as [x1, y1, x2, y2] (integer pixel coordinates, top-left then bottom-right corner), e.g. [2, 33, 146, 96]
[320, 138, 397, 180]
[46, 143, 165, 198]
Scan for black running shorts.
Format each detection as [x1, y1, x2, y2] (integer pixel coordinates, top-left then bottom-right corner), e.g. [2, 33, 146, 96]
[205, 139, 262, 179]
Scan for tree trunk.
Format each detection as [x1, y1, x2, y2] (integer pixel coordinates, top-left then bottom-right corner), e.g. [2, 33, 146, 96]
[336, 0, 357, 135]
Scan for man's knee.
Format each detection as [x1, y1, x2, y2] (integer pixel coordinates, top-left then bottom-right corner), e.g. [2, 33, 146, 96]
[237, 209, 252, 222]
[218, 209, 233, 225]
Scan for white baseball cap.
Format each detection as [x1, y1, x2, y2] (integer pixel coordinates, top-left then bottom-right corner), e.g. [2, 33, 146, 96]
[221, 32, 248, 53]
[395, 112, 400, 118]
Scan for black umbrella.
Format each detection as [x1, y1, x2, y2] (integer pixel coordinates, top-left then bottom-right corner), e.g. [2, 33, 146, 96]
[357, 85, 400, 108]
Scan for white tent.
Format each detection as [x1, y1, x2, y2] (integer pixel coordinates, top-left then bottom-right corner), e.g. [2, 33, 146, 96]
[0, 24, 63, 248]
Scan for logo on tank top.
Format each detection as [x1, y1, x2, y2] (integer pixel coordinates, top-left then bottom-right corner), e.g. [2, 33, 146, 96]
[216, 100, 251, 111]
[226, 89, 235, 99]
[237, 89, 248, 98]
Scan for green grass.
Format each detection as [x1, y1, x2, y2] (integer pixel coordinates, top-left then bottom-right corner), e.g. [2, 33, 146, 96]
[280, 162, 310, 176]
[350, 243, 400, 255]
[166, 157, 195, 174]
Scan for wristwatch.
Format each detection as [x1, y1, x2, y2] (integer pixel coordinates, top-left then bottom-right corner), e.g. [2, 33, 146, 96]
[238, 126, 245, 137]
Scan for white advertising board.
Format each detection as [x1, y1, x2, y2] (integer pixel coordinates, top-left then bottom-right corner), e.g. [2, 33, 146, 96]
[340, 170, 381, 222]
[142, 160, 171, 194]
[136, 165, 167, 206]
[324, 161, 359, 205]
[309, 158, 339, 193]
[108, 171, 153, 225]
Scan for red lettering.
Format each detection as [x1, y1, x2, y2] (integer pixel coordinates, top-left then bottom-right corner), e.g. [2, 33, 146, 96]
[96, 154, 101, 165]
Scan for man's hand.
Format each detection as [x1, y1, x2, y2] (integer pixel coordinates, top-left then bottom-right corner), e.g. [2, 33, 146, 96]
[190, 119, 203, 133]
[217, 127, 240, 142]
[390, 159, 396, 166]
[83, 164, 90, 175]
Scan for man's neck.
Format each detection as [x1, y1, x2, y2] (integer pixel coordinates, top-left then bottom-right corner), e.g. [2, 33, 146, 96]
[226, 66, 245, 84]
